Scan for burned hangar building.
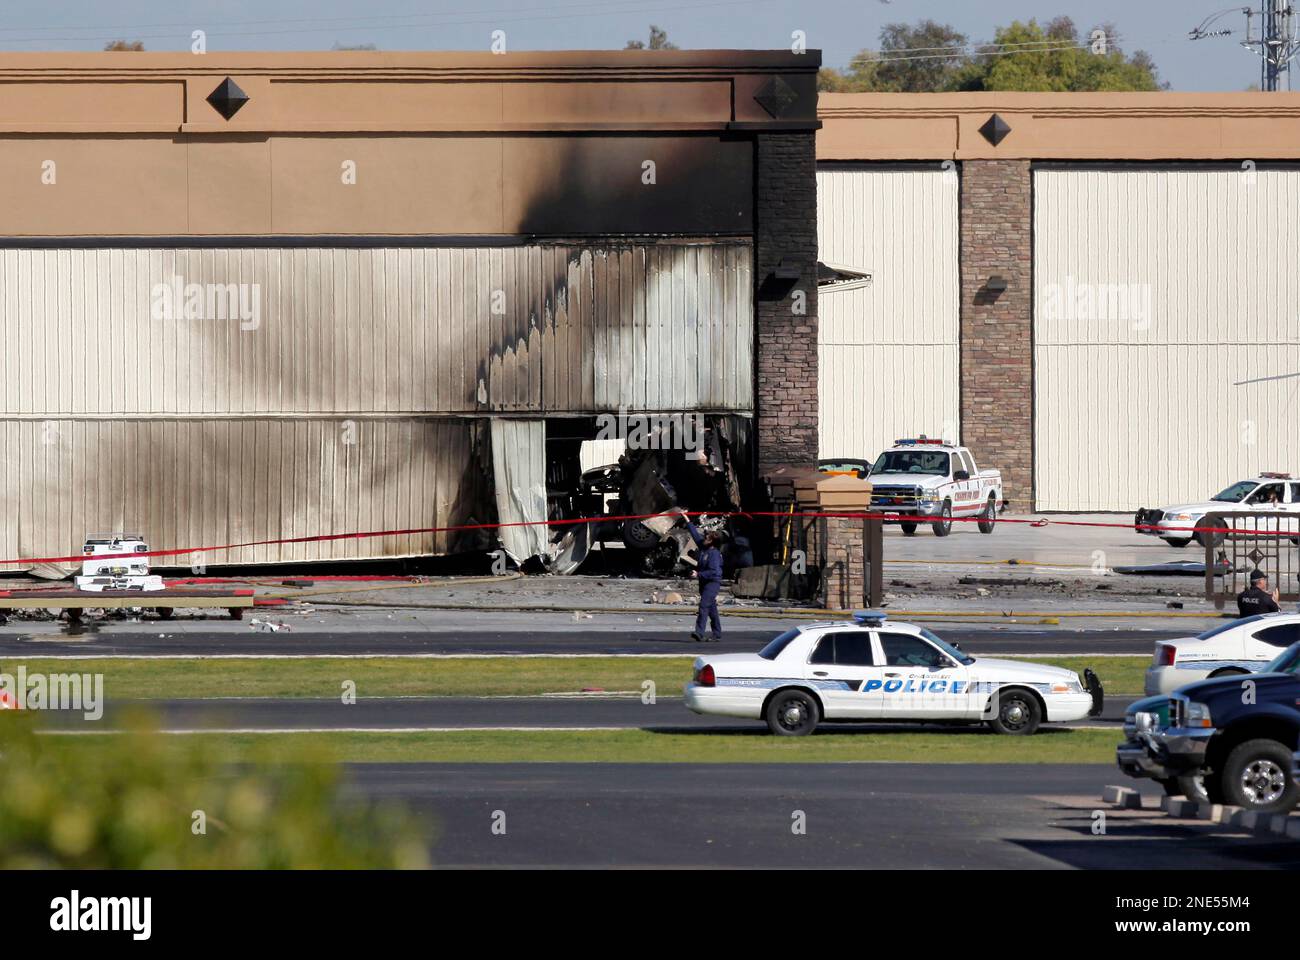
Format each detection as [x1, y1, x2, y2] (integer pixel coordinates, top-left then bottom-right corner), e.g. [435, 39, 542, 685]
[0, 51, 820, 572]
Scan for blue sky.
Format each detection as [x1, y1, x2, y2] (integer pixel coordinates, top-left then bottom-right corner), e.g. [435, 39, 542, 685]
[0, 0, 1280, 91]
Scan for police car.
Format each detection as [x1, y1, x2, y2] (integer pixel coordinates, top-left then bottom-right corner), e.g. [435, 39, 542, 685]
[1135, 473, 1300, 547]
[1142, 612, 1300, 694]
[683, 613, 1103, 736]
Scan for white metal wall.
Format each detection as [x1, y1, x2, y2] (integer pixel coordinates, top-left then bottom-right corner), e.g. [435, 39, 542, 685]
[0, 241, 752, 567]
[816, 166, 960, 460]
[0, 243, 752, 417]
[1034, 168, 1300, 511]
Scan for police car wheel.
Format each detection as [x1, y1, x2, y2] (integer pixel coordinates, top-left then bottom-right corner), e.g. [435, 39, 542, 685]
[899, 522, 918, 536]
[765, 690, 819, 737]
[977, 497, 996, 534]
[987, 690, 1041, 735]
[1208, 667, 1248, 679]
[932, 502, 953, 537]
[1194, 523, 1227, 548]
[1221, 739, 1299, 813]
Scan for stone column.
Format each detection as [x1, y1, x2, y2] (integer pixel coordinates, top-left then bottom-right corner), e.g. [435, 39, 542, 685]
[754, 132, 819, 477]
[959, 159, 1034, 510]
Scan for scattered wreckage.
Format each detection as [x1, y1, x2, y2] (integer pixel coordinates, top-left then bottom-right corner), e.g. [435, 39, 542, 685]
[543, 416, 752, 577]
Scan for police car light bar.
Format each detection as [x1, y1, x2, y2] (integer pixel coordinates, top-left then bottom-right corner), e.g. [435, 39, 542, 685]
[1260, 472, 1293, 479]
[893, 437, 946, 446]
[852, 609, 888, 626]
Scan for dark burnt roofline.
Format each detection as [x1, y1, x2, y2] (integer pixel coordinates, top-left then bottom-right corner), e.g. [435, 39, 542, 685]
[0, 233, 756, 249]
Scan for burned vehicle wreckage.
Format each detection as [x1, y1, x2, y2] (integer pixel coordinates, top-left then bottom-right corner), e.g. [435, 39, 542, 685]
[541, 415, 754, 577]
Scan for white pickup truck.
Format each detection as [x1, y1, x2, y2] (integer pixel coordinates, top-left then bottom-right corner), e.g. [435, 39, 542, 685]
[867, 438, 1004, 536]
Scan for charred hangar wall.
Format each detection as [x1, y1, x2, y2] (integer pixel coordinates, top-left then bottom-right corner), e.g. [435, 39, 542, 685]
[0, 51, 820, 566]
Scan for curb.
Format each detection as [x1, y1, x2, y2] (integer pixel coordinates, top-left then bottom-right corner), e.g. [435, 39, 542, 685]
[1108, 787, 1298, 837]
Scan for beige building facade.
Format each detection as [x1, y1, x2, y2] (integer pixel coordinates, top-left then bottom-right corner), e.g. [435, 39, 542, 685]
[818, 92, 1300, 511]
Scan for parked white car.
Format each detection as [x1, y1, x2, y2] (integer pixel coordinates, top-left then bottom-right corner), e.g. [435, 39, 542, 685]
[683, 613, 1102, 735]
[867, 438, 1004, 537]
[1135, 473, 1300, 548]
[1143, 612, 1300, 695]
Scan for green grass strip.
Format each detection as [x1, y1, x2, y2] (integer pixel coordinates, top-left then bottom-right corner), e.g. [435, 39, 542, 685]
[2, 655, 1147, 699]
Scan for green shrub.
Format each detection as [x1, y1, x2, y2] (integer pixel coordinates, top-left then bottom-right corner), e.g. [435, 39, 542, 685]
[0, 712, 431, 869]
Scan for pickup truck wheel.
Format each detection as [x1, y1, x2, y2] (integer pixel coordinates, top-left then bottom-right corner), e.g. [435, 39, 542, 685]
[977, 496, 997, 534]
[1164, 537, 1191, 548]
[986, 689, 1042, 735]
[1221, 739, 1298, 813]
[899, 522, 918, 536]
[932, 502, 953, 537]
[1158, 773, 1208, 802]
[765, 689, 819, 737]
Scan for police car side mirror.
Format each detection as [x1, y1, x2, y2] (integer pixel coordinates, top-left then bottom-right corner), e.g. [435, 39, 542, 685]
[953, 470, 970, 482]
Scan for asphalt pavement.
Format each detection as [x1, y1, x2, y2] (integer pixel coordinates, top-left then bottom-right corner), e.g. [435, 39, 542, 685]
[32, 694, 1141, 730]
[0, 625, 1180, 657]
[342, 762, 1300, 869]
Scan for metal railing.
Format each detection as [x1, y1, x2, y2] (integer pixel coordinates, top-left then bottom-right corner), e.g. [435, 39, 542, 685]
[1203, 511, 1300, 610]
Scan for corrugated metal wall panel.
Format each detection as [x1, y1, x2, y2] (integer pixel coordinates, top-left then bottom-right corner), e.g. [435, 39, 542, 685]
[0, 417, 484, 570]
[819, 344, 961, 457]
[1, 239, 751, 567]
[0, 242, 753, 418]
[1034, 168, 1300, 511]
[489, 418, 550, 562]
[816, 166, 960, 459]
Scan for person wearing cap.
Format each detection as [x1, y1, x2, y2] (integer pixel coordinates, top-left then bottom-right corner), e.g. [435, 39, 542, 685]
[668, 507, 724, 642]
[1237, 570, 1280, 617]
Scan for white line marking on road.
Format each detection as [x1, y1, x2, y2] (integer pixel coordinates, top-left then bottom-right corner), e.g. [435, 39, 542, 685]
[0, 652, 697, 660]
[39, 726, 630, 734]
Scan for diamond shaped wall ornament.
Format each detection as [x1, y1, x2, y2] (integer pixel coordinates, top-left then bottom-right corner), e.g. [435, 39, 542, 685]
[754, 77, 798, 119]
[206, 77, 250, 120]
[1247, 547, 1267, 566]
[978, 113, 1012, 147]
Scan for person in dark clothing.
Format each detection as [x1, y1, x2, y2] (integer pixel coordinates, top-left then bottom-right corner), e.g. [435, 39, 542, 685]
[1237, 569, 1280, 617]
[672, 509, 724, 641]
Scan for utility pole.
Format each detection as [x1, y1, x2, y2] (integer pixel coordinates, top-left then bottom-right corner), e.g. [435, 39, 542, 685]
[1191, 2, 1300, 89]
[1243, 0, 1299, 90]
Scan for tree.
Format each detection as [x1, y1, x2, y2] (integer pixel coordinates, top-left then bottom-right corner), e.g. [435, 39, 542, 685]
[818, 16, 1165, 92]
[104, 40, 145, 52]
[820, 20, 967, 92]
[626, 26, 677, 50]
[949, 18, 1165, 91]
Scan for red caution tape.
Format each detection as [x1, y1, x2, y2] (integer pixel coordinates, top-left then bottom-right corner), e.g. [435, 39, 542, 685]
[0, 510, 1291, 568]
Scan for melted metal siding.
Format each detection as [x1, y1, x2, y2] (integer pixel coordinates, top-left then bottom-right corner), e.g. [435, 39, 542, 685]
[0, 241, 751, 567]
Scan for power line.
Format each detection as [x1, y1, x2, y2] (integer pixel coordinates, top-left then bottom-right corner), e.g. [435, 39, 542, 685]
[0, 0, 777, 45]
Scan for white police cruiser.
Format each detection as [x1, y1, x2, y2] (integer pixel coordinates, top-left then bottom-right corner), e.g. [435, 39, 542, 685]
[683, 612, 1103, 736]
[1135, 473, 1300, 547]
[1142, 612, 1300, 694]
